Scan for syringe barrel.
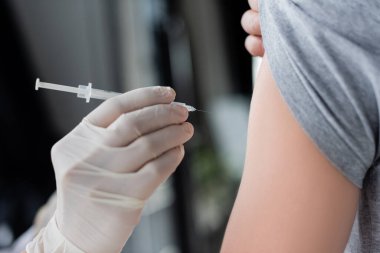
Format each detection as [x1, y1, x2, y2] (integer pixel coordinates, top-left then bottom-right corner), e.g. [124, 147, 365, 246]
[91, 88, 122, 100]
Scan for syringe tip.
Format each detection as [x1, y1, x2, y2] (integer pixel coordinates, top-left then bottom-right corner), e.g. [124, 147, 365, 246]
[187, 106, 197, 112]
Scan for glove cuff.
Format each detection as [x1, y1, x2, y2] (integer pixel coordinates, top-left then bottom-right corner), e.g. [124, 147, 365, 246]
[26, 214, 85, 253]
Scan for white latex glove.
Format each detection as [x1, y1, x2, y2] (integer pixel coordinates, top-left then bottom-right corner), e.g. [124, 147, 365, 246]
[26, 86, 193, 253]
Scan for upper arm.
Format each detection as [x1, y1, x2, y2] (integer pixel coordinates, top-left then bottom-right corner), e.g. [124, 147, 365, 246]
[221, 56, 360, 253]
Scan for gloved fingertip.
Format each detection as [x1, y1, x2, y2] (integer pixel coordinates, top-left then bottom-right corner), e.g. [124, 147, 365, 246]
[183, 122, 194, 135]
[159, 86, 176, 100]
[172, 103, 189, 119]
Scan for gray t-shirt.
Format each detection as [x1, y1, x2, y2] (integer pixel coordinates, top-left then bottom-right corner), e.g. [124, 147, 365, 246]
[259, 0, 380, 251]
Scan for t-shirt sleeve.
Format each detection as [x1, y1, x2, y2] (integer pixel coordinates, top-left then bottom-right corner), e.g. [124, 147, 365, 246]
[259, 0, 380, 188]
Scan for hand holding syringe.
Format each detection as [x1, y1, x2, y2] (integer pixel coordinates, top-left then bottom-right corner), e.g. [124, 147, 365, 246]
[35, 78, 197, 112]
[30, 82, 195, 252]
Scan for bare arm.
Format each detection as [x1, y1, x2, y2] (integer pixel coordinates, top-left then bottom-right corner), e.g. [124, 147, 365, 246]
[221, 56, 360, 252]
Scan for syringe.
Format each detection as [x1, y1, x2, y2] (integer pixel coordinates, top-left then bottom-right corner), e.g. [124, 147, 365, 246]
[35, 78, 197, 112]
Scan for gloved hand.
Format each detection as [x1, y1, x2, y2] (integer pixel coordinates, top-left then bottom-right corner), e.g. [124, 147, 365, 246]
[26, 86, 194, 253]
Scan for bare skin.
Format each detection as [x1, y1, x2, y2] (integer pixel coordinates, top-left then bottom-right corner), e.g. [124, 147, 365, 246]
[220, 56, 360, 252]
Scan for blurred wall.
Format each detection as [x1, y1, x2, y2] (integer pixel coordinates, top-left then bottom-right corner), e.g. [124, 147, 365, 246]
[9, 0, 121, 134]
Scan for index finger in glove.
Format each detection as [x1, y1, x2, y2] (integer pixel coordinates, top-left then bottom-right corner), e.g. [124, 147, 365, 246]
[106, 103, 189, 147]
[85, 86, 176, 128]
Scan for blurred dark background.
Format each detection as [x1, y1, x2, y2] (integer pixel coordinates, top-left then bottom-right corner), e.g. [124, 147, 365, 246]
[0, 0, 253, 252]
